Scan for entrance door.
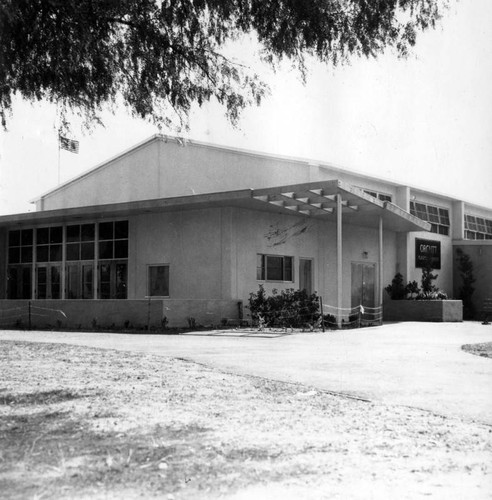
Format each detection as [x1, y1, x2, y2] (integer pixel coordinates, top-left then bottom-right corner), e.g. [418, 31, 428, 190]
[351, 263, 376, 310]
[299, 259, 313, 295]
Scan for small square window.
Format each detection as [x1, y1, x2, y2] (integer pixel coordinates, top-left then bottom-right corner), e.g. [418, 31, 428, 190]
[81, 224, 95, 241]
[115, 220, 129, 239]
[99, 241, 113, 260]
[99, 222, 114, 240]
[37, 227, 50, 245]
[49, 244, 62, 262]
[67, 225, 80, 242]
[9, 230, 20, 247]
[8, 247, 20, 264]
[21, 246, 33, 263]
[66, 243, 80, 261]
[50, 226, 63, 244]
[81, 242, 95, 260]
[114, 240, 128, 259]
[21, 229, 33, 246]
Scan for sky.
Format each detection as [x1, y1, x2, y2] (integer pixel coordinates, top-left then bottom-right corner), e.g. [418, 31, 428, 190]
[1, 0, 491, 216]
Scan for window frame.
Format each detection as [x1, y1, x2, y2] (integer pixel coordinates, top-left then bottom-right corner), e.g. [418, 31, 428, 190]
[256, 254, 294, 282]
[410, 201, 450, 236]
[464, 214, 492, 240]
[362, 189, 393, 203]
[147, 264, 170, 297]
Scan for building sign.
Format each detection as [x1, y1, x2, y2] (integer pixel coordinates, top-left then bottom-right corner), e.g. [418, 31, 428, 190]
[415, 238, 441, 269]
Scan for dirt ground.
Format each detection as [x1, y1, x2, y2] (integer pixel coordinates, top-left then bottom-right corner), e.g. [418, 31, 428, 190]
[1, 340, 491, 499]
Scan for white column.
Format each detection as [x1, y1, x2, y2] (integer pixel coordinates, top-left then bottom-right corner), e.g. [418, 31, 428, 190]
[337, 194, 343, 324]
[61, 225, 66, 300]
[379, 216, 384, 307]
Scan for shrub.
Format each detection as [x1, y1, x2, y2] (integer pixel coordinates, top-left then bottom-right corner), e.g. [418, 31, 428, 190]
[385, 273, 406, 300]
[386, 260, 447, 301]
[248, 285, 320, 328]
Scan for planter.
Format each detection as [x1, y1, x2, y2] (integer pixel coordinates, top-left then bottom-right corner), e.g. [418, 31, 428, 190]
[383, 299, 463, 322]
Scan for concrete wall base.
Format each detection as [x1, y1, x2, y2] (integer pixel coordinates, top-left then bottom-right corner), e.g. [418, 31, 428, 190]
[383, 299, 463, 322]
[0, 299, 242, 330]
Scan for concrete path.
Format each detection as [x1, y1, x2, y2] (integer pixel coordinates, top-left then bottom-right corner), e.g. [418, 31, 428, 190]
[1, 322, 491, 424]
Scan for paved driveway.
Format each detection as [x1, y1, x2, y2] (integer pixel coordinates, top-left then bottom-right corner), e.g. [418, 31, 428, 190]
[1, 322, 491, 424]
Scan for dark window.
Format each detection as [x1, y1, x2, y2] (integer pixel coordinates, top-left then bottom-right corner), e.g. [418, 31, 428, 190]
[8, 229, 33, 264]
[99, 222, 114, 240]
[98, 221, 128, 260]
[99, 241, 113, 260]
[36, 226, 63, 262]
[257, 254, 294, 282]
[66, 224, 95, 261]
[410, 202, 450, 236]
[464, 214, 492, 240]
[81, 224, 95, 241]
[148, 265, 170, 297]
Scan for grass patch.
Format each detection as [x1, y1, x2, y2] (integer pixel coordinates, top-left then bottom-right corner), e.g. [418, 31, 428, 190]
[1, 340, 491, 499]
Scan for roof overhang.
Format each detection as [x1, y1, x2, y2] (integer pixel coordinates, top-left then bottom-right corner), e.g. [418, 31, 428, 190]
[0, 180, 430, 233]
[250, 180, 430, 232]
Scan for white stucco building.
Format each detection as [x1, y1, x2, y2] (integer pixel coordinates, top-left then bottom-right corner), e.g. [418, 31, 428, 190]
[1, 135, 491, 327]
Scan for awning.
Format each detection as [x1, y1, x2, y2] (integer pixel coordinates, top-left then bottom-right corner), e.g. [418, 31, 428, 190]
[251, 180, 430, 232]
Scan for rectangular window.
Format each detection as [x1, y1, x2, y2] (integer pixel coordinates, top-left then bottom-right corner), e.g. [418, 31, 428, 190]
[36, 226, 63, 263]
[6, 221, 128, 300]
[464, 214, 492, 240]
[257, 254, 293, 282]
[363, 190, 393, 203]
[148, 265, 170, 297]
[98, 220, 128, 260]
[66, 224, 95, 261]
[410, 202, 450, 236]
[8, 229, 33, 264]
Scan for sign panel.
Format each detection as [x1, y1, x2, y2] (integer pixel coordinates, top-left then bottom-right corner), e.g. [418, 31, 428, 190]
[415, 238, 441, 269]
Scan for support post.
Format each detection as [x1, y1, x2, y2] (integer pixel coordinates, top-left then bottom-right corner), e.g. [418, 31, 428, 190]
[337, 194, 343, 326]
[319, 296, 325, 332]
[147, 297, 151, 331]
[379, 216, 384, 323]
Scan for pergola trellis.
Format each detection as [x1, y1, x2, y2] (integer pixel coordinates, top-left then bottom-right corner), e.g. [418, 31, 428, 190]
[251, 180, 430, 319]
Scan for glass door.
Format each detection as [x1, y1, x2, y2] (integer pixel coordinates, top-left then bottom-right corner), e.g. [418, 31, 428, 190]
[36, 264, 61, 299]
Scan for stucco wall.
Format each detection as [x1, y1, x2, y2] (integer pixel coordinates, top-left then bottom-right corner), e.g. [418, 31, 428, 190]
[453, 242, 492, 317]
[126, 206, 397, 314]
[38, 138, 409, 214]
[229, 208, 396, 312]
[39, 140, 162, 211]
[0, 227, 7, 300]
[129, 209, 224, 300]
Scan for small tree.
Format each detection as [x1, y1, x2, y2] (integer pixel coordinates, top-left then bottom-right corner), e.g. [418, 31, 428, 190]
[385, 273, 406, 300]
[456, 248, 476, 320]
[420, 256, 439, 295]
